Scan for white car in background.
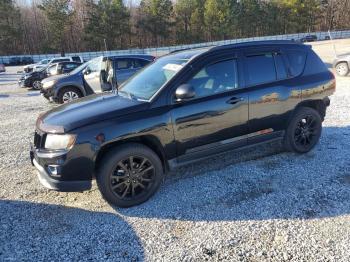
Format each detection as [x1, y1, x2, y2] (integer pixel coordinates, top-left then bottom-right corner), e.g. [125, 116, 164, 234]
[333, 53, 350, 76]
[24, 56, 84, 73]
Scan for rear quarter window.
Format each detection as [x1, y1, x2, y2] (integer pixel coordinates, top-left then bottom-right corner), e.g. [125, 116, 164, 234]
[286, 50, 307, 76]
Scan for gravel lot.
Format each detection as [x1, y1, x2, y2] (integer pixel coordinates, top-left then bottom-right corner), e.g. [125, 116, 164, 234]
[1, 40, 350, 261]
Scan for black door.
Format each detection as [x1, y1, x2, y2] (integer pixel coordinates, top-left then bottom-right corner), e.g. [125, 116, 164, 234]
[170, 55, 249, 162]
[243, 49, 302, 142]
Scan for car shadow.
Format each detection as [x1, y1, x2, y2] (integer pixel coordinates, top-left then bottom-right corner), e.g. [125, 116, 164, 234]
[117, 126, 350, 222]
[0, 200, 144, 261]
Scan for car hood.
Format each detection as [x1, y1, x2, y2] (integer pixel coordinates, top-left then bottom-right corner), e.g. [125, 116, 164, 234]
[41, 74, 67, 84]
[336, 53, 350, 60]
[24, 64, 35, 68]
[38, 93, 148, 133]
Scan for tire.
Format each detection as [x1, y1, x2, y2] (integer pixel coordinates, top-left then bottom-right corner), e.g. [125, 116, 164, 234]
[335, 62, 349, 76]
[58, 87, 82, 104]
[284, 107, 322, 153]
[96, 143, 164, 207]
[32, 80, 41, 90]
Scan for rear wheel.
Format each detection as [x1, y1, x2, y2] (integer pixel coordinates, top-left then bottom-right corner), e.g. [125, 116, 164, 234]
[96, 143, 164, 207]
[284, 107, 322, 153]
[335, 62, 349, 76]
[58, 87, 82, 104]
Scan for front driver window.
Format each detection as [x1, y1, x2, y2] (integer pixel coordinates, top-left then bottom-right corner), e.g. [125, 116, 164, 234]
[87, 57, 103, 72]
[187, 59, 238, 98]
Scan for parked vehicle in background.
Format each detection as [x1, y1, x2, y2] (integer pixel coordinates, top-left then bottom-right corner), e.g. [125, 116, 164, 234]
[300, 35, 318, 42]
[21, 57, 34, 65]
[24, 59, 50, 73]
[9, 57, 21, 66]
[47, 61, 82, 76]
[24, 56, 84, 73]
[0, 64, 5, 73]
[333, 53, 350, 76]
[19, 68, 48, 90]
[30, 40, 335, 207]
[40, 54, 155, 103]
[71, 56, 84, 63]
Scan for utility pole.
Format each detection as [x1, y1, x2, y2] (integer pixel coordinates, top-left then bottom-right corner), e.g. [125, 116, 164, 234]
[104, 39, 108, 52]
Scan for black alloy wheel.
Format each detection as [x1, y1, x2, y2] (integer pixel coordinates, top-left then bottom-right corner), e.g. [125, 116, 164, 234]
[97, 143, 163, 207]
[294, 115, 318, 149]
[284, 107, 322, 153]
[110, 156, 155, 200]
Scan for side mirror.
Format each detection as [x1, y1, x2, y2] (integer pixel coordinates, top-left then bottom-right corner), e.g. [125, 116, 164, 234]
[83, 67, 91, 75]
[175, 84, 195, 101]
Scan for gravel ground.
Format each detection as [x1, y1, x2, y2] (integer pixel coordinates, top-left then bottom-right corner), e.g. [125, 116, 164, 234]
[1, 40, 350, 261]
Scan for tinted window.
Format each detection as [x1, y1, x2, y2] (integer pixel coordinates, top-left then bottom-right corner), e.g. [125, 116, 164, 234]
[245, 53, 276, 86]
[187, 59, 238, 98]
[134, 59, 151, 68]
[287, 50, 307, 76]
[72, 56, 81, 62]
[116, 59, 132, 70]
[274, 54, 288, 80]
[64, 63, 79, 69]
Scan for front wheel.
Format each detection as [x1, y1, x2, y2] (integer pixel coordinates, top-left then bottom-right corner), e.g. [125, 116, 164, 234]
[335, 62, 349, 76]
[32, 80, 41, 90]
[96, 143, 164, 207]
[58, 87, 82, 104]
[284, 107, 322, 153]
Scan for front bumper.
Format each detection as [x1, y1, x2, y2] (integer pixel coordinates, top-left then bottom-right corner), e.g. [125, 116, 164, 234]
[18, 79, 31, 88]
[30, 146, 92, 192]
[40, 86, 55, 99]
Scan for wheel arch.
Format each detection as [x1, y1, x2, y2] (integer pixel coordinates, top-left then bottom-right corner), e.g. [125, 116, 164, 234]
[293, 99, 327, 121]
[94, 135, 169, 175]
[335, 60, 350, 68]
[54, 84, 86, 98]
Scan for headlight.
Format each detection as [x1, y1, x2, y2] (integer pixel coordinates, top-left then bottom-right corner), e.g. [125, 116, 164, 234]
[45, 134, 76, 150]
[42, 80, 56, 88]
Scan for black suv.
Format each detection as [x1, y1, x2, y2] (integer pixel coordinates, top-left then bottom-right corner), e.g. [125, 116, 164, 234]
[30, 40, 335, 207]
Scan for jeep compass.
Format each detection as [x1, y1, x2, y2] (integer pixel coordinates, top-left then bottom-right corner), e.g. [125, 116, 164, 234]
[30, 40, 335, 207]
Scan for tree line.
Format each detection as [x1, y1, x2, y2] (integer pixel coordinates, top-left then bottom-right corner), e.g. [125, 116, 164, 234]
[1, 0, 350, 56]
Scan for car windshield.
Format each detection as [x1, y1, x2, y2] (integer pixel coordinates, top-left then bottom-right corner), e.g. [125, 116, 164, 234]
[118, 56, 189, 100]
[40, 59, 49, 64]
[69, 56, 101, 75]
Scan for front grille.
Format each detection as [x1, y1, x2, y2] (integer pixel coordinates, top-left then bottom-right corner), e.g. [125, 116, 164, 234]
[34, 130, 46, 149]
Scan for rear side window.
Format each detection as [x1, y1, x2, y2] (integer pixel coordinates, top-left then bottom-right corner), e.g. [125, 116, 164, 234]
[274, 54, 288, 80]
[245, 53, 276, 86]
[286, 50, 307, 76]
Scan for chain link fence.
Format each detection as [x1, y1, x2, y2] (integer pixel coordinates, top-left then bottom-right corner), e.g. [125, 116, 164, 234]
[1, 30, 350, 64]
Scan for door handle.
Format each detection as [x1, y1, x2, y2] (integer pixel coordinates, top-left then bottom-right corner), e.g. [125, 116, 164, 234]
[227, 97, 244, 104]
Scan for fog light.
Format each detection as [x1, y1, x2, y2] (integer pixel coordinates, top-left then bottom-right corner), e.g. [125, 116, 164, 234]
[47, 165, 61, 177]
